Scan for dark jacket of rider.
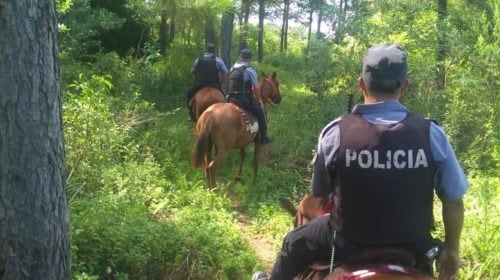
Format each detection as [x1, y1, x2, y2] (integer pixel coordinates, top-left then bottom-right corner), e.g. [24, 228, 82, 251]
[226, 49, 272, 144]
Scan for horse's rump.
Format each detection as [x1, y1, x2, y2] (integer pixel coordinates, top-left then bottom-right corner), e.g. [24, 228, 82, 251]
[191, 87, 225, 120]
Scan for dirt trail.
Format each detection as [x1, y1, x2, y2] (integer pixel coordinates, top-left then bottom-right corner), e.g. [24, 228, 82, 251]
[235, 211, 277, 272]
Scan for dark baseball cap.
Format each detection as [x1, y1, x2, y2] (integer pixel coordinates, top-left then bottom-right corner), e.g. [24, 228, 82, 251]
[362, 44, 408, 93]
[206, 43, 215, 53]
[240, 48, 252, 59]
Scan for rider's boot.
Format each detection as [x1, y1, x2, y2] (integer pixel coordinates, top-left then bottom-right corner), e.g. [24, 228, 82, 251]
[260, 133, 273, 145]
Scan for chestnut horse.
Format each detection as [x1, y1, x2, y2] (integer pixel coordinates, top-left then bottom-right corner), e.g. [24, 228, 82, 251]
[259, 71, 282, 108]
[190, 87, 226, 121]
[190, 73, 282, 188]
[281, 194, 437, 280]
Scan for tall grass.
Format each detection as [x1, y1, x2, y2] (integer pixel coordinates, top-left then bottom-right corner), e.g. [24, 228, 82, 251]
[64, 42, 498, 279]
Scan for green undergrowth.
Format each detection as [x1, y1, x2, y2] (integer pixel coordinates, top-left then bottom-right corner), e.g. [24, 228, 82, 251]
[64, 47, 498, 279]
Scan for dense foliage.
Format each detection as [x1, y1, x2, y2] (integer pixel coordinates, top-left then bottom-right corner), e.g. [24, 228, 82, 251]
[58, 0, 498, 279]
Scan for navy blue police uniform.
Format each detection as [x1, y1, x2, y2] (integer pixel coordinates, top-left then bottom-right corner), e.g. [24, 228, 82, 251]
[227, 49, 271, 144]
[186, 43, 228, 120]
[264, 44, 468, 280]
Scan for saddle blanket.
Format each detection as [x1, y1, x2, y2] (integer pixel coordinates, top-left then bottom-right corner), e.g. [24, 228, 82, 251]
[335, 264, 411, 279]
[231, 103, 258, 133]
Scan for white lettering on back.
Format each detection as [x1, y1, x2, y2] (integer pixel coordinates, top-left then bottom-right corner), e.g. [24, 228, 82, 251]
[414, 149, 428, 168]
[345, 149, 428, 169]
[393, 150, 406, 169]
[358, 150, 372, 168]
[346, 149, 356, 167]
[374, 150, 385, 169]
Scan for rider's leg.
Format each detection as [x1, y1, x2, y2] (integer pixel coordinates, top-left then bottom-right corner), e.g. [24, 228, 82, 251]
[249, 97, 272, 144]
[269, 216, 339, 280]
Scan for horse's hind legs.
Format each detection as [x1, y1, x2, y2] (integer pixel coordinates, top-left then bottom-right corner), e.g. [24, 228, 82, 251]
[207, 149, 230, 189]
[235, 148, 246, 180]
[204, 142, 214, 187]
[252, 144, 261, 184]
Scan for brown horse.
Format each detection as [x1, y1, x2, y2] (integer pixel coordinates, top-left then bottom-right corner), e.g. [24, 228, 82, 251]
[280, 194, 332, 228]
[190, 87, 226, 121]
[281, 194, 437, 280]
[190, 73, 282, 188]
[258, 71, 282, 109]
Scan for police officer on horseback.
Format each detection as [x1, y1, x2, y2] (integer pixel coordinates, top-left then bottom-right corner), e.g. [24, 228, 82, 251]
[186, 43, 228, 122]
[253, 44, 468, 280]
[226, 49, 272, 145]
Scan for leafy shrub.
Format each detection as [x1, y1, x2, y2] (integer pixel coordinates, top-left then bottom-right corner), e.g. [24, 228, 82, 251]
[71, 196, 183, 279]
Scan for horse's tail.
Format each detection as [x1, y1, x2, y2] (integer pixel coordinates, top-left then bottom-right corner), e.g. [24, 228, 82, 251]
[279, 197, 301, 228]
[279, 197, 297, 216]
[190, 112, 214, 168]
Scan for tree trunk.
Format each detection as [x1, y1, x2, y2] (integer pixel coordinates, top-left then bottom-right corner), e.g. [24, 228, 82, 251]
[280, 0, 290, 52]
[316, 8, 323, 39]
[220, 10, 235, 69]
[284, 14, 289, 51]
[0, 0, 71, 279]
[258, 0, 265, 62]
[205, 16, 216, 46]
[239, 0, 251, 50]
[159, 11, 168, 56]
[306, 9, 313, 60]
[436, 0, 447, 91]
[168, 14, 176, 45]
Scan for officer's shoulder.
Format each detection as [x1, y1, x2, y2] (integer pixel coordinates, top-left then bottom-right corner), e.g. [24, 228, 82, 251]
[427, 118, 439, 126]
[410, 112, 438, 125]
[319, 116, 343, 139]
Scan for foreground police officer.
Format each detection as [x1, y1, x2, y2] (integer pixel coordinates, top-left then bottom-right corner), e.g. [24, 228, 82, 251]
[253, 44, 468, 280]
[186, 43, 228, 122]
[227, 49, 272, 144]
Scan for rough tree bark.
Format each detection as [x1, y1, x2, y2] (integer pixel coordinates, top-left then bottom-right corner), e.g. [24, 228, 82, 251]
[0, 0, 71, 279]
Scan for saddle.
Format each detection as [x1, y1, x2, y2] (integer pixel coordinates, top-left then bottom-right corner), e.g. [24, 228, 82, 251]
[295, 247, 428, 280]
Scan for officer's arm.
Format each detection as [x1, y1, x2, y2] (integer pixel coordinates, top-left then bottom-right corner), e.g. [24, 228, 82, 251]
[216, 58, 229, 83]
[248, 70, 261, 101]
[191, 59, 198, 75]
[442, 198, 463, 253]
[437, 198, 464, 280]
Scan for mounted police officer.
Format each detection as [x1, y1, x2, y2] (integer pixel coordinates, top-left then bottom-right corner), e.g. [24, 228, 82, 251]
[227, 49, 272, 145]
[253, 44, 468, 280]
[186, 43, 228, 122]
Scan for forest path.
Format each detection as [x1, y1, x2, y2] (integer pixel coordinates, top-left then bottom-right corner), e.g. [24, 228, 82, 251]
[236, 210, 276, 271]
[228, 190, 277, 272]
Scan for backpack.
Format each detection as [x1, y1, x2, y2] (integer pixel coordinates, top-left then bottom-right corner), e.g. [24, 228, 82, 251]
[227, 65, 249, 95]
